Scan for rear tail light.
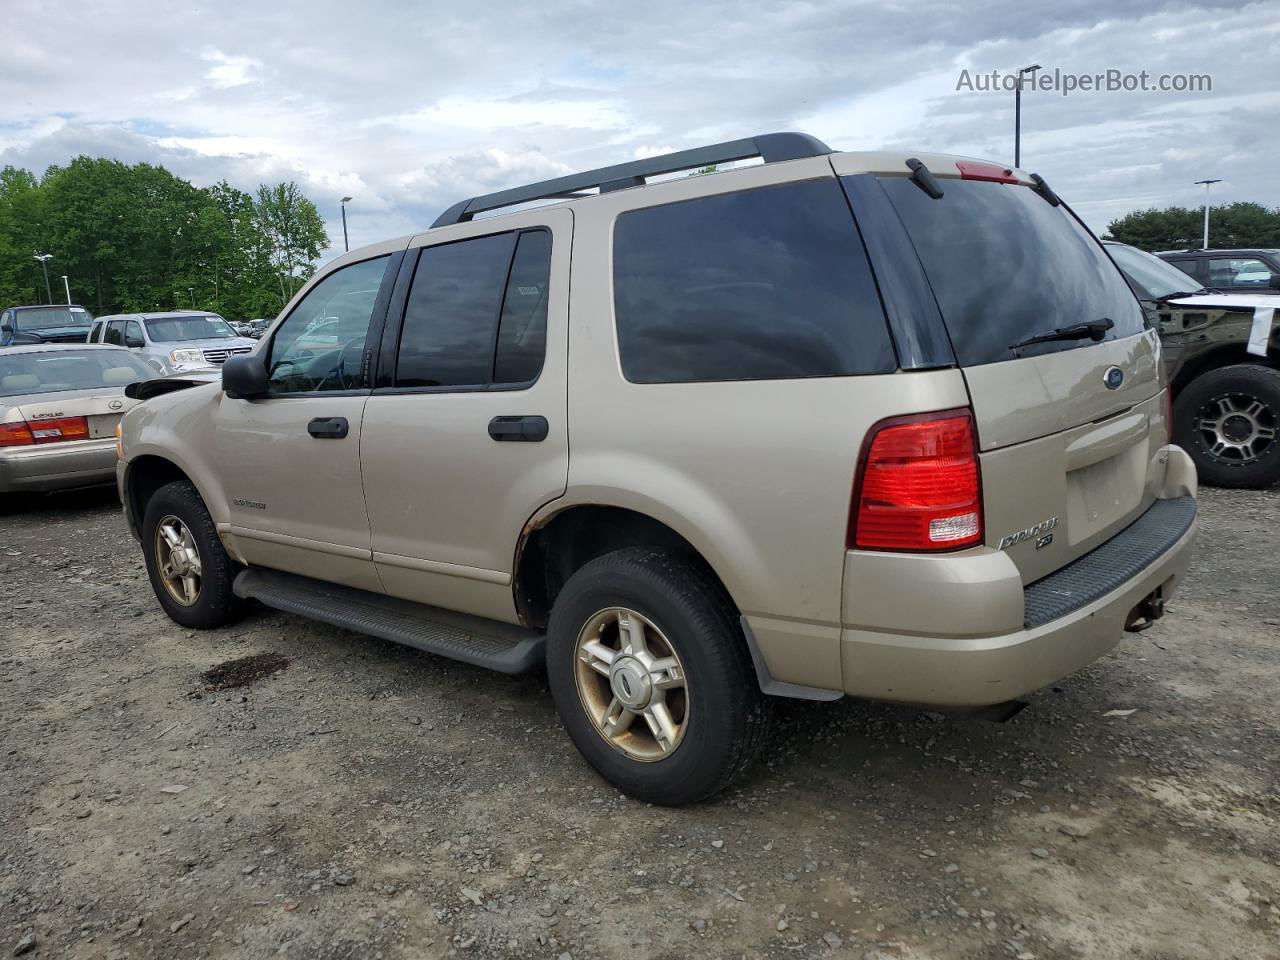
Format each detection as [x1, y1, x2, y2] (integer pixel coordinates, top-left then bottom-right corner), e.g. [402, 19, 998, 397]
[0, 416, 90, 447]
[849, 409, 984, 552]
[0, 422, 35, 447]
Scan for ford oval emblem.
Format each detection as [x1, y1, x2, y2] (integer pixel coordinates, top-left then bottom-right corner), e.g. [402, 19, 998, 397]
[1103, 366, 1124, 390]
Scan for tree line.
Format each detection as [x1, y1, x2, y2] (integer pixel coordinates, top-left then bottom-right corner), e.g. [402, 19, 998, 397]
[0, 156, 329, 320]
[1105, 201, 1280, 251]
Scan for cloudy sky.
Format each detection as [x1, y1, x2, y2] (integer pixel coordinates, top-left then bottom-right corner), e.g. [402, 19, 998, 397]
[3, 0, 1278, 259]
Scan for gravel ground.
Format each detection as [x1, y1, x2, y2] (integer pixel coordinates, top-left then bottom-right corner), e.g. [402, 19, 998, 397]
[1, 485, 1277, 960]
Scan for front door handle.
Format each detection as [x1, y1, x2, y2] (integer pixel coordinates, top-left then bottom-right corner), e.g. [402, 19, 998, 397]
[307, 416, 349, 439]
[488, 415, 549, 442]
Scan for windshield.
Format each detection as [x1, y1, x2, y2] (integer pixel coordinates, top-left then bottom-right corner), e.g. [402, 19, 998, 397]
[0, 349, 155, 397]
[144, 315, 236, 342]
[874, 176, 1146, 366]
[15, 306, 93, 330]
[1105, 243, 1204, 299]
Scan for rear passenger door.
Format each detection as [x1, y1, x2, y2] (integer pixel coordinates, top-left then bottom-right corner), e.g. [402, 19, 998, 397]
[360, 208, 571, 622]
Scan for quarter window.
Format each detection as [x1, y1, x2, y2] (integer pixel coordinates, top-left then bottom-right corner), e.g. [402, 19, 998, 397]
[266, 255, 390, 394]
[612, 179, 894, 383]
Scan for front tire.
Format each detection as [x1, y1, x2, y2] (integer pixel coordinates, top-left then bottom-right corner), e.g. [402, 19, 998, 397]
[142, 480, 244, 629]
[1173, 364, 1280, 488]
[546, 548, 770, 805]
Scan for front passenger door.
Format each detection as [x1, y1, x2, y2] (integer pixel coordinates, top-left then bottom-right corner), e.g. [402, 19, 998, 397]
[213, 252, 401, 593]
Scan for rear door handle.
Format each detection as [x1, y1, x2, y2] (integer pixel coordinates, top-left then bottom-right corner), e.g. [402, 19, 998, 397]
[488, 415, 549, 442]
[307, 417, 349, 439]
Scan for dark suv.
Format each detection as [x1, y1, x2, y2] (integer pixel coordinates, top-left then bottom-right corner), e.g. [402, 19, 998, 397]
[1, 304, 95, 346]
[1158, 249, 1280, 295]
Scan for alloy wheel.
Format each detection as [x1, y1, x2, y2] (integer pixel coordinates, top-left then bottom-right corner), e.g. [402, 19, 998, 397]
[154, 514, 203, 606]
[573, 607, 690, 761]
[1196, 392, 1277, 465]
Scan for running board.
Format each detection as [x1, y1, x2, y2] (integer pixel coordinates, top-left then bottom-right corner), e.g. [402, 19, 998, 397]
[232, 568, 545, 674]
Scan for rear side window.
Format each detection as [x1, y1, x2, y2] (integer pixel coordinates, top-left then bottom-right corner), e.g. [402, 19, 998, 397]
[877, 176, 1145, 367]
[612, 179, 895, 383]
[395, 228, 551, 389]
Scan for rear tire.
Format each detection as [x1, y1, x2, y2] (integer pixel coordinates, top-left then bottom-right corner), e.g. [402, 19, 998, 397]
[1173, 364, 1280, 488]
[545, 547, 770, 805]
[141, 480, 244, 629]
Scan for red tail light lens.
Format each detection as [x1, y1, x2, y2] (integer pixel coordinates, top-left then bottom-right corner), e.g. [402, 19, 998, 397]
[849, 409, 984, 552]
[2, 416, 90, 446]
[0, 422, 35, 447]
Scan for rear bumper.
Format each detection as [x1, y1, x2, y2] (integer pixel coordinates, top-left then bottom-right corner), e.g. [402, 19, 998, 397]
[0, 438, 118, 493]
[838, 495, 1197, 707]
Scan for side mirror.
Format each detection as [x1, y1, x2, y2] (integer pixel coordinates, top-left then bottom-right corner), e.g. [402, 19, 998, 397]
[124, 335, 145, 348]
[1270, 275, 1280, 291]
[222, 354, 269, 399]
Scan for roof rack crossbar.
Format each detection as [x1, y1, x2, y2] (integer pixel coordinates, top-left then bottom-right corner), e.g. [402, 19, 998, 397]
[430, 131, 833, 228]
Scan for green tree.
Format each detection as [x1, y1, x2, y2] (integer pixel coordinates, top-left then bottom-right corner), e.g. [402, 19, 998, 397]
[254, 181, 328, 306]
[1105, 202, 1280, 251]
[0, 158, 330, 318]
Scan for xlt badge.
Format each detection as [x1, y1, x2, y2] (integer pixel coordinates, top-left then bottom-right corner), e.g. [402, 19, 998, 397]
[998, 516, 1059, 550]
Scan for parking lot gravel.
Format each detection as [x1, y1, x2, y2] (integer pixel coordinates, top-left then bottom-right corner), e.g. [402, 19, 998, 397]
[1, 485, 1277, 959]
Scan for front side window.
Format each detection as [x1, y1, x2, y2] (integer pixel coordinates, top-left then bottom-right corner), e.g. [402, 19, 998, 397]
[394, 228, 552, 389]
[877, 176, 1146, 366]
[1209, 257, 1275, 289]
[266, 255, 390, 394]
[612, 179, 895, 383]
[103, 320, 127, 346]
[125, 320, 145, 346]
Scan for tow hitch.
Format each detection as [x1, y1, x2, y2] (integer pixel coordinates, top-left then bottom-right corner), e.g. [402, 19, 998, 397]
[1124, 589, 1165, 633]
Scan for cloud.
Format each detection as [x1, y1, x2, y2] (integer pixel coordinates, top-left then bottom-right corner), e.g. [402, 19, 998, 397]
[201, 49, 262, 89]
[0, 0, 1276, 251]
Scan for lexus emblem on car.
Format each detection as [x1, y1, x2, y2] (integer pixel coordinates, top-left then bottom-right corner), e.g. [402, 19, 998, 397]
[108, 399, 124, 410]
[1104, 366, 1124, 390]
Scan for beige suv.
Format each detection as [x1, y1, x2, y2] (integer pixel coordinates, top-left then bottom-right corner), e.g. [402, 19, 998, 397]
[117, 133, 1198, 805]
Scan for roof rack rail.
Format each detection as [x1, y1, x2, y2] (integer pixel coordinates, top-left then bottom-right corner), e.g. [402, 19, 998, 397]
[430, 131, 833, 228]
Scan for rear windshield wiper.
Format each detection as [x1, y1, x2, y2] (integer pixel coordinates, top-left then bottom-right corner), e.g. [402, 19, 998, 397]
[1010, 317, 1114, 353]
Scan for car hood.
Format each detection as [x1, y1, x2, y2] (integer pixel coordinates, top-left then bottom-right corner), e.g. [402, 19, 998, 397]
[1168, 293, 1279, 311]
[13, 326, 92, 341]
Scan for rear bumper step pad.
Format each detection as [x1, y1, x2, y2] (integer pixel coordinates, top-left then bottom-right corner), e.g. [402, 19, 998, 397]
[1023, 496, 1197, 629]
[233, 568, 545, 674]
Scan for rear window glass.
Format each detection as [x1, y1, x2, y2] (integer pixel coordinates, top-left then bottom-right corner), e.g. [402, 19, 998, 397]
[876, 176, 1145, 366]
[0, 349, 154, 397]
[612, 179, 895, 383]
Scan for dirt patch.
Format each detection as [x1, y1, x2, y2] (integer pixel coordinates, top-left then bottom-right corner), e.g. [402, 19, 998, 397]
[0, 484, 1277, 959]
[200, 651, 291, 690]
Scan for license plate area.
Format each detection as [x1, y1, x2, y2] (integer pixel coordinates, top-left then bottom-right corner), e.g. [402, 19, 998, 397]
[1065, 441, 1145, 545]
[86, 413, 121, 439]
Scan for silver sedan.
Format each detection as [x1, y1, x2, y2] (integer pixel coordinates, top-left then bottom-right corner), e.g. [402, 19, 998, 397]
[0, 344, 158, 494]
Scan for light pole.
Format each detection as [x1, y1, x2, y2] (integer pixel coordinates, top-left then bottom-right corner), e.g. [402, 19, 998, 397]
[188, 287, 196, 309]
[340, 196, 352, 252]
[61, 275, 72, 305]
[1014, 63, 1041, 169]
[1194, 179, 1222, 250]
[33, 253, 53, 303]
